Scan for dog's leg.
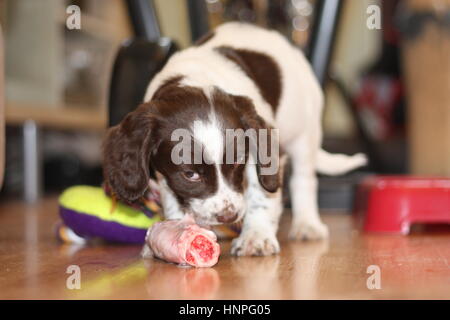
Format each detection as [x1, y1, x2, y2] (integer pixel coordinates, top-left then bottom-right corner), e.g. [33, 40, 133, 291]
[287, 135, 329, 240]
[231, 162, 284, 256]
[156, 174, 184, 220]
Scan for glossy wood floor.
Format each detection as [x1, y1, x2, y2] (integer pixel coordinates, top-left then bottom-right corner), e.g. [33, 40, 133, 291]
[1, 197, 450, 300]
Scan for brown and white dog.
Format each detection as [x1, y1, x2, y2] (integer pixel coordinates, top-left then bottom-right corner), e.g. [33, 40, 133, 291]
[103, 23, 366, 256]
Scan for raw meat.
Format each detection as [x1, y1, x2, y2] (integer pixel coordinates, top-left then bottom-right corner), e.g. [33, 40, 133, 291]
[145, 215, 220, 267]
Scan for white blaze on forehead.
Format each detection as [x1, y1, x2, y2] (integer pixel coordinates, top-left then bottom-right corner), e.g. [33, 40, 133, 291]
[188, 111, 246, 225]
[191, 112, 224, 164]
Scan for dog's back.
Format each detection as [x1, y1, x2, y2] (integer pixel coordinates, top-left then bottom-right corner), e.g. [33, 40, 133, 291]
[145, 23, 320, 144]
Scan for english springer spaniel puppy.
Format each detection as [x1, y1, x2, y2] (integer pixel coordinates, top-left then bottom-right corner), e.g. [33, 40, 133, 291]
[103, 23, 366, 256]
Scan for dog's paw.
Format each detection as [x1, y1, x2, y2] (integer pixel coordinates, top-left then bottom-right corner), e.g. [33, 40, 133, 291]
[231, 231, 280, 256]
[289, 219, 329, 241]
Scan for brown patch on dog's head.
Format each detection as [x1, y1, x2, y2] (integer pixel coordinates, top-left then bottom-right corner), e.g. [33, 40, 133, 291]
[212, 88, 280, 193]
[102, 102, 161, 203]
[102, 76, 183, 204]
[231, 94, 280, 193]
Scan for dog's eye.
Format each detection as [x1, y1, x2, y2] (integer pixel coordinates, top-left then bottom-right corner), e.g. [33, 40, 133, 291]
[182, 170, 201, 182]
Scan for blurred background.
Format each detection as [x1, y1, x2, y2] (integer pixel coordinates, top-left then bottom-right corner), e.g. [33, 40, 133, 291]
[0, 0, 448, 212]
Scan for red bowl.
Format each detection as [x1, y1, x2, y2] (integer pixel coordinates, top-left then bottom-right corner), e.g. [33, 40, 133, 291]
[354, 176, 450, 234]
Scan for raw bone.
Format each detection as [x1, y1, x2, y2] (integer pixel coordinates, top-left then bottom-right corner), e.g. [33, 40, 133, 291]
[145, 215, 220, 267]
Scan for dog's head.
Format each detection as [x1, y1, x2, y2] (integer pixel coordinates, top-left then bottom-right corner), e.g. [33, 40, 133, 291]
[103, 79, 280, 225]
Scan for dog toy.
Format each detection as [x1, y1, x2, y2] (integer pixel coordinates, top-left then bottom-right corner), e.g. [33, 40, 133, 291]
[143, 214, 221, 267]
[57, 184, 239, 249]
[57, 185, 161, 244]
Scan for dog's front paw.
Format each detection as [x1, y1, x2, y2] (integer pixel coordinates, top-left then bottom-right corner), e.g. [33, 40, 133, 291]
[231, 231, 280, 256]
[289, 219, 329, 241]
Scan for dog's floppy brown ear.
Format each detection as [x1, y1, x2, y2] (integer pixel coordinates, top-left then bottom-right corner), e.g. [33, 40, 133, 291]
[232, 95, 280, 193]
[102, 103, 160, 203]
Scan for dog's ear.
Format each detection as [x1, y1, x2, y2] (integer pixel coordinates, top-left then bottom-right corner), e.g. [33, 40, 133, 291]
[102, 102, 160, 203]
[232, 95, 280, 193]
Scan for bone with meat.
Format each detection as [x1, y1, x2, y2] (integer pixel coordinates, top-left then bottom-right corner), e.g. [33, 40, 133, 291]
[142, 215, 221, 267]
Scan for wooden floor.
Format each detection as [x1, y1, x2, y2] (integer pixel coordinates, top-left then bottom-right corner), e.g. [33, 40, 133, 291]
[0, 197, 450, 300]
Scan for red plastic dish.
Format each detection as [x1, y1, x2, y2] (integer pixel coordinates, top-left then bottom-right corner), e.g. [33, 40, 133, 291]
[354, 176, 450, 234]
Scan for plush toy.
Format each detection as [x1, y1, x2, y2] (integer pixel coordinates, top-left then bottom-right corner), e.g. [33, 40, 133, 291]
[57, 185, 240, 245]
[57, 185, 161, 244]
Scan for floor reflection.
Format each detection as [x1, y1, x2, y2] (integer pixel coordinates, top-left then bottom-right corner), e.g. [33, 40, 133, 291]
[228, 254, 281, 299]
[60, 239, 332, 299]
[362, 234, 450, 297]
[286, 240, 329, 299]
[144, 259, 221, 299]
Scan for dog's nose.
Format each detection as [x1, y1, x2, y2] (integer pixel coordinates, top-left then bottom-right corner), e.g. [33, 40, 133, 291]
[216, 209, 238, 223]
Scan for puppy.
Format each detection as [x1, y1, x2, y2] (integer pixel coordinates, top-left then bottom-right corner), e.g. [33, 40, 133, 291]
[103, 22, 366, 256]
